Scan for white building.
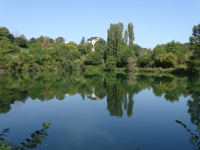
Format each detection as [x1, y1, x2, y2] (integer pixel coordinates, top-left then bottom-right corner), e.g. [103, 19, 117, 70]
[64, 41, 69, 44]
[89, 37, 102, 51]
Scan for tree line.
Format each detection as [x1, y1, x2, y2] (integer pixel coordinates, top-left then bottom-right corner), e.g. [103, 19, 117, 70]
[0, 23, 199, 74]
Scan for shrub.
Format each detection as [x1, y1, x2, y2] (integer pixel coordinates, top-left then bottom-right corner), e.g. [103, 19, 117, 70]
[105, 56, 117, 71]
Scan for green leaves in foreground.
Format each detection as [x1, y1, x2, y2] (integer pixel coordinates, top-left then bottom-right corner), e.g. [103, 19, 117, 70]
[43, 122, 52, 128]
[175, 120, 200, 150]
[0, 122, 52, 150]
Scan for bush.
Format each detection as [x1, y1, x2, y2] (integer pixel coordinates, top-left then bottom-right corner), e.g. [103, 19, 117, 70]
[115, 67, 127, 72]
[162, 53, 177, 68]
[105, 56, 117, 71]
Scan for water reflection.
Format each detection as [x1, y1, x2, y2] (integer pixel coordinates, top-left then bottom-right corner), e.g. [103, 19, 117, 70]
[0, 71, 195, 117]
[175, 120, 200, 150]
[175, 77, 200, 150]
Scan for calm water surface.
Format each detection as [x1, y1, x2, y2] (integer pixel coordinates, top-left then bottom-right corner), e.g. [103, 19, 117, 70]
[0, 72, 199, 150]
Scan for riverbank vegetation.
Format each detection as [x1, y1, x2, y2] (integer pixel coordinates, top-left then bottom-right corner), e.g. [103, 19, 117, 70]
[0, 23, 199, 74]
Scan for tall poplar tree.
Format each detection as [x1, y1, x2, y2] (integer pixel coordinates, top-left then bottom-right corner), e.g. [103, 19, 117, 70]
[128, 23, 135, 46]
[106, 22, 125, 66]
[124, 29, 128, 45]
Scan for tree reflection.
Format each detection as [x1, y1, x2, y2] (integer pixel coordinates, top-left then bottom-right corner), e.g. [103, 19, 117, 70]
[175, 77, 200, 150]
[187, 77, 200, 127]
[0, 71, 195, 117]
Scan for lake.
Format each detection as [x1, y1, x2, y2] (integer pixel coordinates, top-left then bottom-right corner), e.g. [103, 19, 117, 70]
[0, 71, 199, 150]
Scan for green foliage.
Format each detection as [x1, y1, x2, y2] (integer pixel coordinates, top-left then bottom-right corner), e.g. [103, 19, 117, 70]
[80, 37, 85, 44]
[29, 37, 37, 43]
[128, 23, 135, 46]
[0, 24, 199, 73]
[127, 57, 137, 71]
[72, 59, 84, 70]
[0, 71, 196, 117]
[188, 23, 200, 75]
[162, 53, 177, 68]
[0, 122, 51, 150]
[102, 59, 105, 69]
[85, 43, 93, 54]
[49, 38, 54, 43]
[94, 39, 106, 53]
[115, 67, 127, 73]
[105, 56, 117, 71]
[152, 44, 166, 67]
[36, 36, 44, 43]
[137, 53, 153, 68]
[14, 37, 28, 48]
[85, 50, 103, 66]
[85, 65, 103, 72]
[121, 46, 135, 67]
[106, 22, 125, 65]
[55, 37, 65, 44]
[124, 29, 128, 45]
[71, 49, 81, 60]
[77, 44, 86, 55]
[0, 27, 14, 42]
[133, 44, 142, 57]
[165, 40, 180, 53]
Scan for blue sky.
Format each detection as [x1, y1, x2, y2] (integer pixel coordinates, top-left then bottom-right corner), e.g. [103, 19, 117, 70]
[1, 0, 199, 49]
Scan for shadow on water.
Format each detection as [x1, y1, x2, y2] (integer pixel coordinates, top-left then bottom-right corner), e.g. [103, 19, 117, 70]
[0, 71, 197, 117]
[0, 122, 51, 150]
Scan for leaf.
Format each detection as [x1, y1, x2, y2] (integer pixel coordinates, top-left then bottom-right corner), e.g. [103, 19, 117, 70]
[35, 131, 41, 135]
[21, 143, 25, 146]
[198, 125, 200, 130]
[43, 123, 46, 128]
[2, 141, 9, 146]
[31, 133, 35, 138]
[45, 122, 52, 126]
[197, 141, 200, 146]
[5, 147, 12, 150]
[40, 136, 47, 139]
[35, 138, 43, 142]
[43, 133, 48, 137]
[28, 142, 37, 148]
[0, 146, 6, 150]
[26, 139, 31, 142]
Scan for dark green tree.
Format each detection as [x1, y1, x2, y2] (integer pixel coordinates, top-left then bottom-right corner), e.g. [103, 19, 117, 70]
[124, 29, 128, 45]
[106, 22, 124, 66]
[0, 27, 14, 42]
[165, 40, 180, 53]
[14, 37, 27, 48]
[128, 23, 135, 46]
[80, 37, 85, 44]
[36, 36, 44, 43]
[49, 38, 54, 43]
[152, 44, 166, 67]
[29, 37, 37, 43]
[134, 44, 142, 57]
[77, 44, 86, 55]
[137, 53, 153, 67]
[188, 23, 200, 74]
[55, 37, 65, 44]
[105, 56, 117, 71]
